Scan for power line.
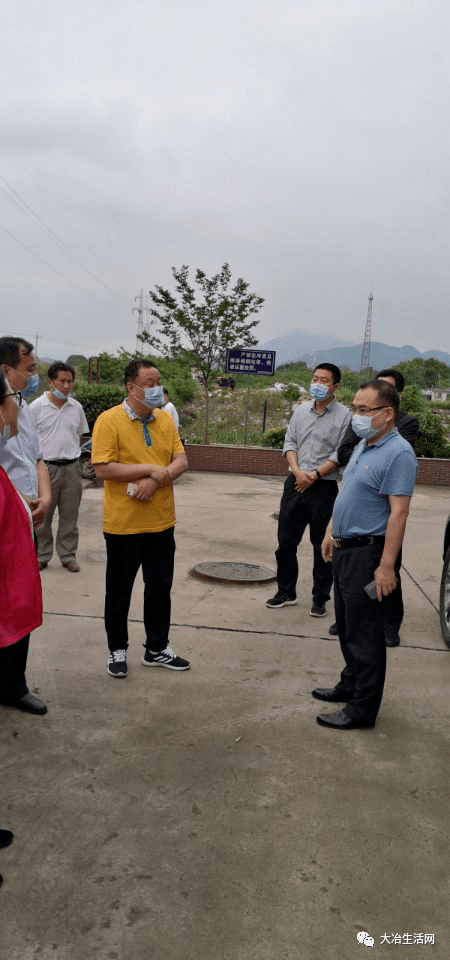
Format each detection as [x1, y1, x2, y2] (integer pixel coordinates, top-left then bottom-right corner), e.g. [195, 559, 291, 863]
[0, 131, 123, 279]
[0, 221, 111, 304]
[0, 327, 120, 353]
[0, 172, 131, 307]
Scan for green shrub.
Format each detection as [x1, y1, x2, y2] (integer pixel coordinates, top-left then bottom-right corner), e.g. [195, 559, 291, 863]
[283, 384, 301, 402]
[72, 383, 126, 431]
[415, 411, 450, 458]
[260, 426, 285, 448]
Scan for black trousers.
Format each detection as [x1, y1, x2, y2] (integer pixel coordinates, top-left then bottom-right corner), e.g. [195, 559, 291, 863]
[276, 475, 338, 603]
[104, 528, 175, 652]
[0, 635, 30, 704]
[332, 542, 386, 723]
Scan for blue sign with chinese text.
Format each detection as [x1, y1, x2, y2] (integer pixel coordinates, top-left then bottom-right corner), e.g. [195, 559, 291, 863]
[226, 349, 276, 376]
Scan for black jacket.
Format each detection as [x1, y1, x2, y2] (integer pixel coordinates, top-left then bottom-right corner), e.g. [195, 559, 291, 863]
[337, 410, 420, 467]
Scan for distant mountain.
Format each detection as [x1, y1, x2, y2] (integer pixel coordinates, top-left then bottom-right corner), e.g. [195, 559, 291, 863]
[257, 332, 450, 371]
[257, 332, 358, 367]
[299, 342, 450, 371]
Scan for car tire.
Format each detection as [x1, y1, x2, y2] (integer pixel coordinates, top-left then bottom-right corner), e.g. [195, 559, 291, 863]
[80, 455, 96, 481]
[439, 546, 450, 649]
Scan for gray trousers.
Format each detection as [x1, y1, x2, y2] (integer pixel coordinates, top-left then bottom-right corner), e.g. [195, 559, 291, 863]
[36, 461, 82, 564]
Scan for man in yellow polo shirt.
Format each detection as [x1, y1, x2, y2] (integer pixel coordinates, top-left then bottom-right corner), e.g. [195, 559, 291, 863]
[91, 359, 190, 678]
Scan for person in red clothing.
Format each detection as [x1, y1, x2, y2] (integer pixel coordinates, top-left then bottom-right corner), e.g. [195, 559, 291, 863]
[0, 368, 46, 715]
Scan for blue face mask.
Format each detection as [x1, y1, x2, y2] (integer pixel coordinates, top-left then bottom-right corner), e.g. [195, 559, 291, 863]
[352, 411, 386, 440]
[142, 385, 164, 409]
[310, 382, 330, 401]
[22, 373, 40, 399]
[51, 387, 68, 401]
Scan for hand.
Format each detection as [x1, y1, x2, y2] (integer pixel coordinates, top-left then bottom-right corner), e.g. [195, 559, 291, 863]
[146, 464, 171, 486]
[293, 469, 316, 493]
[374, 565, 397, 601]
[29, 497, 51, 528]
[130, 478, 159, 502]
[321, 532, 334, 563]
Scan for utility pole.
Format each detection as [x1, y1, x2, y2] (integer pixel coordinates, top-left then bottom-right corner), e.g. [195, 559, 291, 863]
[360, 293, 373, 374]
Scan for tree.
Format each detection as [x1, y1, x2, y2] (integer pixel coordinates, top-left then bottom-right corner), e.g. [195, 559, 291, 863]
[397, 357, 450, 388]
[139, 263, 264, 442]
[401, 385, 450, 458]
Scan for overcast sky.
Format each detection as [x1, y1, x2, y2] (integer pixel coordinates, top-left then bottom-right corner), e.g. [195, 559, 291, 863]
[1, 0, 449, 360]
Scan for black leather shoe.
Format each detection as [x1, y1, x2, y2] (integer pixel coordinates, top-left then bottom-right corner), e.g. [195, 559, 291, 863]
[0, 829, 14, 849]
[328, 622, 339, 636]
[12, 693, 47, 715]
[316, 708, 375, 729]
[312, 686, 352, 702]
[385, 633, 400, 647]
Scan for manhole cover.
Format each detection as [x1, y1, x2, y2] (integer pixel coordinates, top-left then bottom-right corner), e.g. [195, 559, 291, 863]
[190, 561, 276, 584]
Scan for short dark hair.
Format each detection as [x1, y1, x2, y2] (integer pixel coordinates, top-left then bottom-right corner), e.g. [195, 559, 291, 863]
[124, 359, 159, 385]
[358, 379, 399, 413]
[47, 361, 75, 381]
[376, 368, 405, 393]
[313, 362, 341, 384]
[0, 336, 34, 369]
[0, 367, 8, 404]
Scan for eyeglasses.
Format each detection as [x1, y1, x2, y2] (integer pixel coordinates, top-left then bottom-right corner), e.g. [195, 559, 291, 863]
[352, 405, 387, 416]
[6, 390, 23, 408]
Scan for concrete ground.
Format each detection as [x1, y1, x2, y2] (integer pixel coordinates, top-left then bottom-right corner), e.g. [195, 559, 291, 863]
[1, 473, 449, 960]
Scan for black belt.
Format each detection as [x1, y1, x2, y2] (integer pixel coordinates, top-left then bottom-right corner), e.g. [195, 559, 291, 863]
[45, 458, 79, 466]
[332, 535, 385, 549]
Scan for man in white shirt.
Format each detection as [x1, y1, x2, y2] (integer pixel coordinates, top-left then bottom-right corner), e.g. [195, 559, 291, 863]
[162, 388, 180, 430]
[29, 362, 89, 572]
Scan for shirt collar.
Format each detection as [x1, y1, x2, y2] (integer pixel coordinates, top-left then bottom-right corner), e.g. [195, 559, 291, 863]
[364, 426, 398, 449]
[311, 396, 337, 414]
[122, 399, 155, 423]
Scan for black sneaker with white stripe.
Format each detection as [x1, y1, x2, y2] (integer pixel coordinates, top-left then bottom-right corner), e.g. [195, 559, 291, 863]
[107, 649, 128, 678]
[142, 645, 190, 671]
[266, 591, 297, 609]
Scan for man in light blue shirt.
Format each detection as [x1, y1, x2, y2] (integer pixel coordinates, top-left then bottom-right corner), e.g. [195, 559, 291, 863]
[313, 380, 417, 730]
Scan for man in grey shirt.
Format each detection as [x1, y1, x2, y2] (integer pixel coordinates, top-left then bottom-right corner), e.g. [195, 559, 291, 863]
[267, 363, 351, 616]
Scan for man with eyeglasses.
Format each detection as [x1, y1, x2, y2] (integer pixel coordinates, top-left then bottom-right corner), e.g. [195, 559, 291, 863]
[0, 337, 52, 533]
[313, 379, 417, 730]
[328, 368, 420, 646]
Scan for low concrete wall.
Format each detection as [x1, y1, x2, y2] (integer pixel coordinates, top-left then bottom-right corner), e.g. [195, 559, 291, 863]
[185, 443, 450, 486]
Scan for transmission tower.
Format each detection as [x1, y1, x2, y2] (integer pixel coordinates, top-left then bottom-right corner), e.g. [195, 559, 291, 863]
[132, 290, 152, 352]
[360, 292, 374, 374]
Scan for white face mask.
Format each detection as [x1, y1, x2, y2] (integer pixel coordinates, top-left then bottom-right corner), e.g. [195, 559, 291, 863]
[352, 409, 387, 440]
[0, 412, 11, 447]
